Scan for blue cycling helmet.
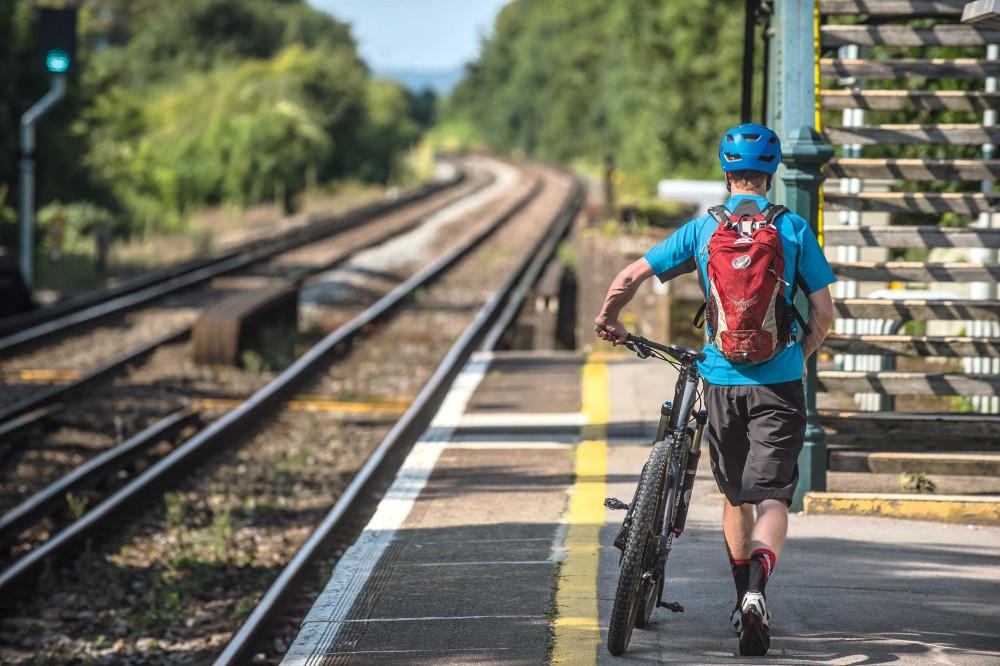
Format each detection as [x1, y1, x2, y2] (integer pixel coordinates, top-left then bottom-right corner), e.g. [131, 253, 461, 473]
[718, 123, 782, 174]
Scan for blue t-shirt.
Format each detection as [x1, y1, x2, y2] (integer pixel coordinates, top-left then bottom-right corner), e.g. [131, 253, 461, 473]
[643, 195, 836, 386]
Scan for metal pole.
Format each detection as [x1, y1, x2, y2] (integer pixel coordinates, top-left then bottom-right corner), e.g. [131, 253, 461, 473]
[742, 0, 758, 123]
[760, 6, 772, 124]
[19, 74, 67, 290]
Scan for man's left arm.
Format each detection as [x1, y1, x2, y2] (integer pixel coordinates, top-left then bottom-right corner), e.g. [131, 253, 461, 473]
[801, 286, 833, 360]
[796, 219, 837, 362]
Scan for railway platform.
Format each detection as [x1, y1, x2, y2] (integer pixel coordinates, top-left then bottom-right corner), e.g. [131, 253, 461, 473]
[282, 350, 1000, 665]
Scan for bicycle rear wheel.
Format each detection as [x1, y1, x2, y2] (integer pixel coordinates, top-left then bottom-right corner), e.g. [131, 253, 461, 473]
[606, 441, 670, 656]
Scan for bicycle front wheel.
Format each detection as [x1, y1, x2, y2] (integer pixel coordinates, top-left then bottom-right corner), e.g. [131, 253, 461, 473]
[606, 440, 670, 656]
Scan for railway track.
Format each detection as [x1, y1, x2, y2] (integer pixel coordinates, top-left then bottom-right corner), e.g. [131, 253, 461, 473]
[0, 156, 530, 567]
[0, 156, 510, 549]
[0, 157, 581, 665]
[0, 166, 467, 342]
[0, 160, 489, 411]
[0, 159, 501, 517]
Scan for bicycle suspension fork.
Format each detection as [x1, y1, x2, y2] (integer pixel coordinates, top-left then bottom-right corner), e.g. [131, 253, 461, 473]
[672, 408, 707, 536]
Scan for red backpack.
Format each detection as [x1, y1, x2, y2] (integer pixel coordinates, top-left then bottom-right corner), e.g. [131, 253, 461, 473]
[696, 202, 810, 363]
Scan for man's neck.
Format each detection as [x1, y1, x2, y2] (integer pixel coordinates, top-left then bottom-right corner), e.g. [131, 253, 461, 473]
[729, 186, 768, 198]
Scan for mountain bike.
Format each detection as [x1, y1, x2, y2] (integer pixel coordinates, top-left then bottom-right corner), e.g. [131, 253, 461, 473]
[604, 333, 708, 656]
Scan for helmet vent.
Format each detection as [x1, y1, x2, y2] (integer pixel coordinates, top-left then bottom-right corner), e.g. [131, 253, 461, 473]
[768, 136, 777, 144]
[758, 154, 777, 163]
[723, 153, 741, 162]
[743, 133, 761, 141]
[725, 134, 735, 143]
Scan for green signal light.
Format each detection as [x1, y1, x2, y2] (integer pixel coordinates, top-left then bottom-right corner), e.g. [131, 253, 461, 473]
[45, 49, 71, 73]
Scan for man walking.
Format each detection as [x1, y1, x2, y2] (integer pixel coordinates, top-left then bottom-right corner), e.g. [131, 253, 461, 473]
[594, 123, 835, 656]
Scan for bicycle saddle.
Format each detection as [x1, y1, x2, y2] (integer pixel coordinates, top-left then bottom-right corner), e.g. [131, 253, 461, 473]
[665, 344, 707, 362]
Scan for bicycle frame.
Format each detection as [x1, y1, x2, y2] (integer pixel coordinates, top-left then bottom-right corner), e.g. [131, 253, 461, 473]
[650, 356, 706, 601]
[619, 350, 705, 546]
[607, 333, 708, 645]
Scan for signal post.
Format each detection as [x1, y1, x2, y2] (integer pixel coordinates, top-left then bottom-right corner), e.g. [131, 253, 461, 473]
[19, 7, 76, 290]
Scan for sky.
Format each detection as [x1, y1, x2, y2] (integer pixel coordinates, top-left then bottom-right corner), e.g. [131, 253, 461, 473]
[307, 0, 512, 72]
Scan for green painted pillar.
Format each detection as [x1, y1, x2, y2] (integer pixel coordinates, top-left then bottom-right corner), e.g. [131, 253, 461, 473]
[768, 0, 833, 511]
[783, 126, 833, 511]
[767, 0, 818, 203]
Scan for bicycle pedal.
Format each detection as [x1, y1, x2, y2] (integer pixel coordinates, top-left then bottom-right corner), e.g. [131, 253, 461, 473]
[604, 497, 629, 511]
[657, 601, 684, 613]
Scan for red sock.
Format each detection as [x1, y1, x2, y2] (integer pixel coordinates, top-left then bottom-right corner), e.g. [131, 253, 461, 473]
[748, 548, 776, 594]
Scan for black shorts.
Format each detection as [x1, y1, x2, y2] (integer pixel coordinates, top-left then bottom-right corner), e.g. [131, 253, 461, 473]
[704, 380, 806, 506]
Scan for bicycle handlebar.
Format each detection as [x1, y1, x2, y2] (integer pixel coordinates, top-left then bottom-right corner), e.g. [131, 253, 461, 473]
[625, 333, 707, 363]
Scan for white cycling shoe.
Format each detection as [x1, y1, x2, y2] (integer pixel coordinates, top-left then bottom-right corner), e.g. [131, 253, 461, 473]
[738, 591, 771, 656]
[730, 597, 771, 634]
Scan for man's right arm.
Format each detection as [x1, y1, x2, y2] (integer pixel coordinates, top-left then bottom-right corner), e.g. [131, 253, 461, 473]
[594, 258, 655, 344]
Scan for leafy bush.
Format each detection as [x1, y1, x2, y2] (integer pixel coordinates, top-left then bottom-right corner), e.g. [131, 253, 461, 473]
[37, 201, 118, 251]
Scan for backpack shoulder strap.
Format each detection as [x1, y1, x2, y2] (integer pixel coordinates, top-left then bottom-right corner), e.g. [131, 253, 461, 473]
[707, 205, 730, 225]
[696, 205, 731, 328]
[761, 203, 788, 225]
[761, 203, 813, 338]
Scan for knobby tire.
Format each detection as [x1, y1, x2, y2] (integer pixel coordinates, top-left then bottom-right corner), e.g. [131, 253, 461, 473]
[606, 441, 671, 656]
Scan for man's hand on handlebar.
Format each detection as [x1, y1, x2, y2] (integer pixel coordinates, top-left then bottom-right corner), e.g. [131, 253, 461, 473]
[594, 317, 628, 345]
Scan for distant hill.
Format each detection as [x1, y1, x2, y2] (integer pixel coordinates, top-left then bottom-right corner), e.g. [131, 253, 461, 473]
[374, 67, 464, 95]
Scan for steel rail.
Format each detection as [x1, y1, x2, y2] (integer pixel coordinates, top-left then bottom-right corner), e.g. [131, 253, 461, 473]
[0, 408, 200, 551]
[0, 170, 470, 355]
[212, 173, 583, 666]
[0, 327, 190, 426]
[0, 405, 61, 441]
[0, 176, 543, 597]
[481, 172, 579, 352]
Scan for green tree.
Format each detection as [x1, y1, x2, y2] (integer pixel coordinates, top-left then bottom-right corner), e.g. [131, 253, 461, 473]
[604, 0, 744, 184]
[359, 79, 422, 183]
[447, 0, 746, 191]
[449, 0, 609, 162]
[3, 0, 425, 248]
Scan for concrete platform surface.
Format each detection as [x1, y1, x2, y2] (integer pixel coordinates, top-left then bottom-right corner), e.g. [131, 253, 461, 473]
[282, 350, 1000, 666]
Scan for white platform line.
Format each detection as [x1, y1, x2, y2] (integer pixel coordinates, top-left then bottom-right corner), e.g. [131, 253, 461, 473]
[303, 614, 537, 624]
[281, 352, 493, 666]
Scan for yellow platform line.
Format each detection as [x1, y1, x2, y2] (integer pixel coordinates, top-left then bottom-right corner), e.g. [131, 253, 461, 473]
[552, 361, 607, 664]
[805, 492, 1000, 525]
